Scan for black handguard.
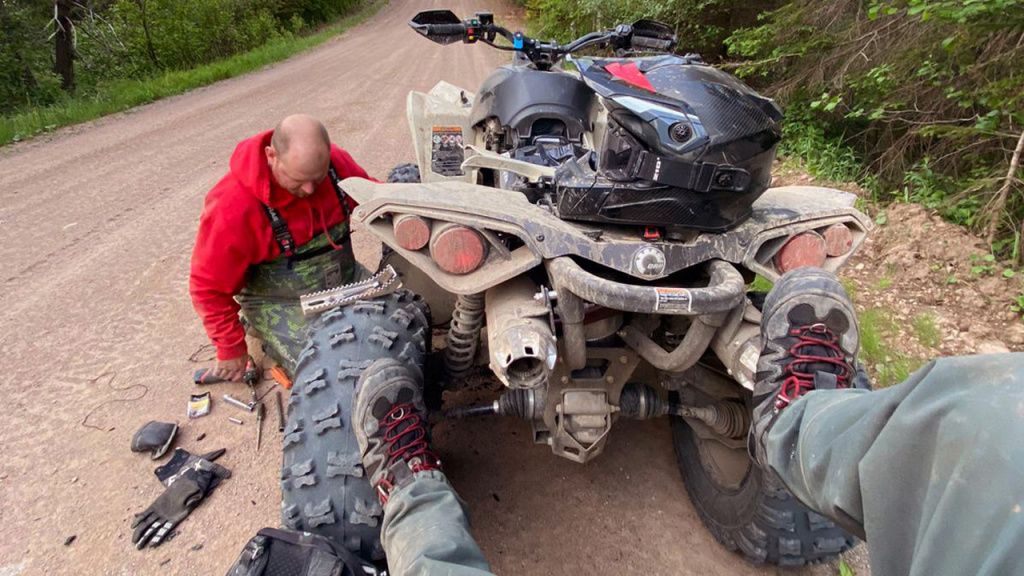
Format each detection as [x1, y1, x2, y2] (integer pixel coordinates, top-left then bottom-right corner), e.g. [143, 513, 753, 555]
[131, 451, 231, 549]
[130, 421, 179, 459]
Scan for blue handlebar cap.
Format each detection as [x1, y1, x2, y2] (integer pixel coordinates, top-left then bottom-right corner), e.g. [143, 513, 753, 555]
[513, 33, 524, 50]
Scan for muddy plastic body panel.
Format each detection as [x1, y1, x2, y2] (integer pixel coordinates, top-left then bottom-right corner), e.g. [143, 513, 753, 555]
[469, 65, 594, 144]
[343, 178, 871, 295]
[406, 82, 476, 183]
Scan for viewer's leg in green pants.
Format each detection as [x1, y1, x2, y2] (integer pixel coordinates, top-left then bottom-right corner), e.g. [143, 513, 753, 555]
[765, 353, 1024, 576]
[381, 470, 493, 576]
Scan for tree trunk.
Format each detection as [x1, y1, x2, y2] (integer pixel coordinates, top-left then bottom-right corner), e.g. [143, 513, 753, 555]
[134, 0, 160, 68]
[54, 0, 75, 91]
[986, 128, 1024, 246]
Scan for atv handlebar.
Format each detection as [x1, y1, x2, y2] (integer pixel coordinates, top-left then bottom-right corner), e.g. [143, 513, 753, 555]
[422, 23, 467, 36]
[410, 10, 677, 69]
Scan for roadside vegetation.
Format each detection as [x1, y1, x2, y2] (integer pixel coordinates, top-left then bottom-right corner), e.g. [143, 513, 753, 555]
[0, 0, 383, 146]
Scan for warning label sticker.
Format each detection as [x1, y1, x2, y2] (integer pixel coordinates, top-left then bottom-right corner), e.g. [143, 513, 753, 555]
[655, 288, 692, 313]
[430, 126, 465, 177]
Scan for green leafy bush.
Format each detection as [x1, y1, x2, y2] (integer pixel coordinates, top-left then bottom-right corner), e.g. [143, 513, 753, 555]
[108, 0, 284, 75]
[728, 0, 1024, 246]
[0, 3, 66, 113]
[524, 0, 778, 59]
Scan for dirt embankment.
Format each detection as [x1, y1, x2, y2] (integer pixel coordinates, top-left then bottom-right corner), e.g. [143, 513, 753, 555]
[779, 168, 1024, 384]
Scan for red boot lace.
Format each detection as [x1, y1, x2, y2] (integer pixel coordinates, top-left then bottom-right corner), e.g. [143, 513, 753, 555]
[376, 402, 441, 504]
[776, 323, 852, 410]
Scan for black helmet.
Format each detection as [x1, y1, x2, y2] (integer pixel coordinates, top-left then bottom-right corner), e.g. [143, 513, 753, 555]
[555, 55, 783, 232]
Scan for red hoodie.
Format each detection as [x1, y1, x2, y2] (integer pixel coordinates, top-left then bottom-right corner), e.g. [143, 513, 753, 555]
[190, 130, 373, 360]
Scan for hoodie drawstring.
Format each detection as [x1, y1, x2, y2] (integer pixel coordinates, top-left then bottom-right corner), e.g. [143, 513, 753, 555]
[309, 201, 343, 251]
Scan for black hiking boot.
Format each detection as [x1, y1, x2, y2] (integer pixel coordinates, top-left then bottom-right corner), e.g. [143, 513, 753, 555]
[353, 358, 441, 505]
[749, 268, 859, 468]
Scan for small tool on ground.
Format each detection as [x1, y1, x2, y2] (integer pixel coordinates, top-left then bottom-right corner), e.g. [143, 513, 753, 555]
[270, 365, 293, 390]
[223, 394, 256, 412]
[255, 402, 265, 451]
[275, 391, 285, 432]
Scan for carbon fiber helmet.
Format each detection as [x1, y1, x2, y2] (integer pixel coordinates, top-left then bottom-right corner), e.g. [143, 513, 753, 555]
[556, 55, 784, 232]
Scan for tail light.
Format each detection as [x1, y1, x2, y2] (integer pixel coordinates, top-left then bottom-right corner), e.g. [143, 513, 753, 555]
[775, 231, 826, 273]
[430, 223, 488, 275]
[393, 215, 432, 251]
[822, 223, 853, 256]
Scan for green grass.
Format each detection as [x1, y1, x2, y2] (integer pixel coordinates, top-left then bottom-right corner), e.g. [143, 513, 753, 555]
[859, 308, 925, 387]
[0, 0, 385, 147]
[912, 312, 941, 349]
[750, 275, 774, 293]
[875, 276, 894, 290]
[840, 277, 858, 302]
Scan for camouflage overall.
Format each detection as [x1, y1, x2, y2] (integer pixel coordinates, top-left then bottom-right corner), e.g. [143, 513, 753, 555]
[236, 222, 356, 374]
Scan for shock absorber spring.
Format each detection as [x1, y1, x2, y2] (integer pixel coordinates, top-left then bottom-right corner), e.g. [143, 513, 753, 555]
[444, 293, 485, 380]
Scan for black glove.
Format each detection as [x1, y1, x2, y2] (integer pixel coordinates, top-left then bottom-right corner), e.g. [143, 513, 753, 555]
[131, 451, 231, 549]
[155, 447, 229, 488]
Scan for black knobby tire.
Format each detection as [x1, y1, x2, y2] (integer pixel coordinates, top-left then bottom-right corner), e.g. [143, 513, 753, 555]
[671, 416, 856, 566]
[386, 163, 421, 183]
[280, 291, 430, 561]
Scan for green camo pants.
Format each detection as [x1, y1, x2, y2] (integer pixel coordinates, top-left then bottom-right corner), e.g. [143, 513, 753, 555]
[766, 353, 1024, 576]
[382, 470, 492, 576]
[379, 354, 1024, 576]
[236, 224, 356, 374]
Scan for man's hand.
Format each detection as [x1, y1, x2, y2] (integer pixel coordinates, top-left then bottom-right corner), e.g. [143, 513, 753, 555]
[211, 355, 247, 382]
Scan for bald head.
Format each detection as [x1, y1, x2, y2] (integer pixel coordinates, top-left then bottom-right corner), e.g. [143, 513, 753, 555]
[266, 114, 332, 198]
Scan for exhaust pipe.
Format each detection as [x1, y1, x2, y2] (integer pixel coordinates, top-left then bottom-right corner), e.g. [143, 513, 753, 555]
[485, 277, 558, 389]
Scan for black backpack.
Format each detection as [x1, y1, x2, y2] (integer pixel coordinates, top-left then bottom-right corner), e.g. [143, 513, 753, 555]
[225, 527, 378, 576]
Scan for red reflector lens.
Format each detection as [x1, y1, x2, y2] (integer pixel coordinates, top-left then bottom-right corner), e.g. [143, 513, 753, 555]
[393, 215, 431, 251]
[823, 224, 853, 257]
[775, 232, 827, 273]
[430, 224, 488, 275]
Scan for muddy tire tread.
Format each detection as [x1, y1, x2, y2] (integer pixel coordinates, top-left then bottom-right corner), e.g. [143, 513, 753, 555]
[671, 416, 857, 566]
[386, 163, 421, 183]
[280, 290, 429, 561]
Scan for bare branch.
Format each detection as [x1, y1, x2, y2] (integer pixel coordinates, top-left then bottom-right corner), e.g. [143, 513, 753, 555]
[986, 128, 1024, 245]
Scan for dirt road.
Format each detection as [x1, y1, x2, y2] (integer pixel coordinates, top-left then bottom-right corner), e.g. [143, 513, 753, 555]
[0, 2, 853, 574]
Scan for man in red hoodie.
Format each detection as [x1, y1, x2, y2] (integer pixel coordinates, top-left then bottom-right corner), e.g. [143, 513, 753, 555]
[190, 114, 373, 381]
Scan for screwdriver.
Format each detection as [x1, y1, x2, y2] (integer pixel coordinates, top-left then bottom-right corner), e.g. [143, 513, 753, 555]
[255, 402, 265, 451]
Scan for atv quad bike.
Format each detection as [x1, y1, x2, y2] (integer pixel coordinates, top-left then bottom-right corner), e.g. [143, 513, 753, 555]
[282, 10, 871, 568]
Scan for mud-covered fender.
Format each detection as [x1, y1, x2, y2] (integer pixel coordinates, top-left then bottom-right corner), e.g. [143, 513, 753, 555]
[342, 179, 872, 294]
